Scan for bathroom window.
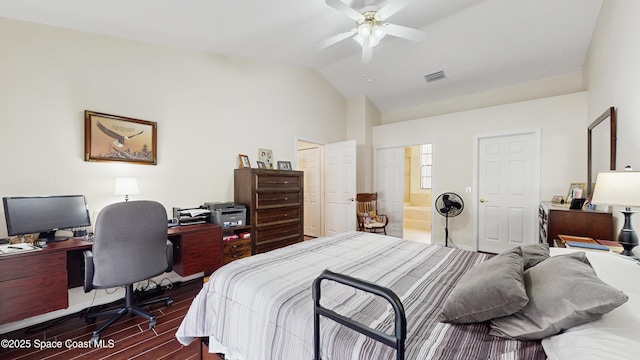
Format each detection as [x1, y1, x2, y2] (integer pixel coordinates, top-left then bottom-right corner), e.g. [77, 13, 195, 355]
[420, 144, 432, 189]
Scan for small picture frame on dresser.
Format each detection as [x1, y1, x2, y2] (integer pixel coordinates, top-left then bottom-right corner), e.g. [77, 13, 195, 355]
[238, 154, 251, 168]
[566, 182, 584, 204]
[257, 161, 266, 169]
[277, 161, 292, 170]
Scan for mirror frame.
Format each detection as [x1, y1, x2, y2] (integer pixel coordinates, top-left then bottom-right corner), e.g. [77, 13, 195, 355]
[587, 107, 617, 198]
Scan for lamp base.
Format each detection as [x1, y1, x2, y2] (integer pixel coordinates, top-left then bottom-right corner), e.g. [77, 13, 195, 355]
[618, 209, 638, 258]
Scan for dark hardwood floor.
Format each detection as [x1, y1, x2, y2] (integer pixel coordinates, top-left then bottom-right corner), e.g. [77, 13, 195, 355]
[0, 279, 203, 360]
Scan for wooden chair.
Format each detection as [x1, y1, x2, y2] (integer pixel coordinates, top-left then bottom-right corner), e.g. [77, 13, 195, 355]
[356, 193, 389, 235]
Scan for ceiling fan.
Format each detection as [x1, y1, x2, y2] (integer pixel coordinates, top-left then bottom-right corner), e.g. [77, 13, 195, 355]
[320, 0, 425, 63]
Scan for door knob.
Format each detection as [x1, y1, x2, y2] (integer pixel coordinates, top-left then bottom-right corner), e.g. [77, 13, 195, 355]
[480, 198, 488, 203]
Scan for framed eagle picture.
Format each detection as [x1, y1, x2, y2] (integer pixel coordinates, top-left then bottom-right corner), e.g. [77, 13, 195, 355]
[84, 110, 157, 165]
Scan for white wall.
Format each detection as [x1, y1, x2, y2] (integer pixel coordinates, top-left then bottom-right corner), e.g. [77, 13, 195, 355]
[373, 92, 588, 248]
[0, 17, 347, 238]
[585, 0, 640, 250]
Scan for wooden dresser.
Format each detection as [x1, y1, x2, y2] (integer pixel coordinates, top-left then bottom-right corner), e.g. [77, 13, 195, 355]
[234, 168, 304, 254]
[538, 201, 613, 246]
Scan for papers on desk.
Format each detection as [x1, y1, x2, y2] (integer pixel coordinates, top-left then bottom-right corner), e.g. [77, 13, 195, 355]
[0, 243, 41, 255]
[179, 209, 211, 217]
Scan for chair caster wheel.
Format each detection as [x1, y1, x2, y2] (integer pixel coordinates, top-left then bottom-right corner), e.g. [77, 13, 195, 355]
[149, 318, 157, 329]
[86, 316, 96, 324]
[90, 333, 100, 346]
[166, 299, 173, 307]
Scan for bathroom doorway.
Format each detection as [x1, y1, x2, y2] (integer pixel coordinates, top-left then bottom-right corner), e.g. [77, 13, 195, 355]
[402, 145, 432, 244]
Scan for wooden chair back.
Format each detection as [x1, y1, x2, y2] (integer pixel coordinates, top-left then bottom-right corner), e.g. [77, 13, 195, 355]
[356, 193, 378, 215]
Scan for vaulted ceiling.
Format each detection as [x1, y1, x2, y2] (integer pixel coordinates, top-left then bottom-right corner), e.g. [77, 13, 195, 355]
[0, 0, 603, 112]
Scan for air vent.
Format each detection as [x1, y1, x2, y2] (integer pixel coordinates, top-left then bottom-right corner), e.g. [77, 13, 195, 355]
[424, 70, 446, 83]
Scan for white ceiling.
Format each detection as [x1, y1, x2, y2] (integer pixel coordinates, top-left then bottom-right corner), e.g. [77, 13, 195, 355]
[0, 0, 603, 112]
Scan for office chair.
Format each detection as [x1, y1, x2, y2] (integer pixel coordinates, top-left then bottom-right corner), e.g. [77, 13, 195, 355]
[84, 200, 174, 344]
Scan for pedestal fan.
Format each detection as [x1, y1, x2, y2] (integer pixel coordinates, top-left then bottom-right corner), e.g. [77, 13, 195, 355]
[435, 192, 464, 247]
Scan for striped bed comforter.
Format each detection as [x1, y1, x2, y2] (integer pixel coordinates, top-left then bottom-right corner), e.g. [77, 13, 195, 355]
[176, 231, 545, 360]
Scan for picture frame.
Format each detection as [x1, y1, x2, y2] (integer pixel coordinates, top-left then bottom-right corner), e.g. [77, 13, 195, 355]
[257, 161, 266, 169]
[85, 110, 157, 165]
[551, 195, 564, 204]
[239, 154, 251, 168]
[259, 148, 273, 169]
[277, 161, 292, 170]
[566, 183, 585, 204]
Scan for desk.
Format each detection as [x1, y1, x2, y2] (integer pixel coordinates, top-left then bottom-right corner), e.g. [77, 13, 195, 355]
[0, 223, 222, 325]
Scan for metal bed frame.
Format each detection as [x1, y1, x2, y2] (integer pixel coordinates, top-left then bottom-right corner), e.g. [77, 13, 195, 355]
[312, 269, 407, 360]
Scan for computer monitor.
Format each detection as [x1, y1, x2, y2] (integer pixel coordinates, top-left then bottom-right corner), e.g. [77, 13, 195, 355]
[3, 195, 91, 242]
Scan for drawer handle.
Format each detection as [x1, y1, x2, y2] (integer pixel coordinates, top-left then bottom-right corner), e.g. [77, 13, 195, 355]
[284, 197, 288, 200]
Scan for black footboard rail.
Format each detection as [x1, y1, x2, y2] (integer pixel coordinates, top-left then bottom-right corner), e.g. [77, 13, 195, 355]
[312, 269, 407, 360]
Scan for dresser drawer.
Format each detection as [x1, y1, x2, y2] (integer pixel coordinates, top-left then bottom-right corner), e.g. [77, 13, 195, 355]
[255, 237, 301, 254]
[223, 238, 251, 264]
[254, 206, 301, 225]
[256, 191, 300, 208]
[256, 175, 301, 189]
[255, 222, 301, 245]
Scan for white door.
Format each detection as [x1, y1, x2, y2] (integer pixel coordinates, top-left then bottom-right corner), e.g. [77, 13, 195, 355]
[476, 130, 540, 253]
[298, 146, 321, 237]
[324, 140, 357, 235]
[376, 147, 405, 238]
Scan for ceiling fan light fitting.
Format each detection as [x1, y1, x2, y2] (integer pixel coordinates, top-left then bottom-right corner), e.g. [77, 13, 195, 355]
[372, 25, 386, 39]
[357, 24, 371, 37]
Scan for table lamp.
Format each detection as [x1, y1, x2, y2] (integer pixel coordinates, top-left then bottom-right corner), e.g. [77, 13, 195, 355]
[114, 177, 139, 202]
[590, 171, 640, 257]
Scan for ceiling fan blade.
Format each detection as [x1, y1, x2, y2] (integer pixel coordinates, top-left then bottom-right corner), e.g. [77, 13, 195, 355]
[384, 23, 425, 42]
[376, 0, 416, 20]
[318, 29, 356, 49]
[361, 44, 373, 63]
[325, 0, 363, 21]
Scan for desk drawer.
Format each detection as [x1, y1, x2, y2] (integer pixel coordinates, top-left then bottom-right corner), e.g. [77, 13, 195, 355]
[0, 251, 66, 282]
[1, 272, 68, 324]
[223, 238, 251, 264]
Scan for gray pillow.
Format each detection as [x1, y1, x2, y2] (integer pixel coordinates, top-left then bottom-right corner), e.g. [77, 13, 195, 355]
[489, 252, 629, 340]
[520, 243, 550, 269]
[439, 247, 528, 323]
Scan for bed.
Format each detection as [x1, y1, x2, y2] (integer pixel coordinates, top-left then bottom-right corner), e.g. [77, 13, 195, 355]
[176, 231, 640, 360]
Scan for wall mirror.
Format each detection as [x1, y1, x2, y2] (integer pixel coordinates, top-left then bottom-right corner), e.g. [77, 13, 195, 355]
[587, 107, 616, 198]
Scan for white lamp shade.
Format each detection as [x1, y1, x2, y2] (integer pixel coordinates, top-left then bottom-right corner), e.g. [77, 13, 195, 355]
[590, 171, 640, 207]
[114, 177, 139, 196]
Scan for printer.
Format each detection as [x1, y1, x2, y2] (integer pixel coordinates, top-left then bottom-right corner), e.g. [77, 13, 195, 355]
[204, 202, 247, 228]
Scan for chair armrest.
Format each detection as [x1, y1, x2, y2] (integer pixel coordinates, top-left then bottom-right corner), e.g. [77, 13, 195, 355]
[83, 250, 94, 293]
[379, 214, 389, 226]
[165, 239, 174, 273]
